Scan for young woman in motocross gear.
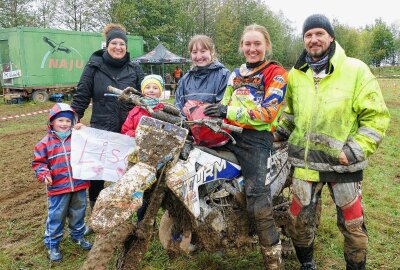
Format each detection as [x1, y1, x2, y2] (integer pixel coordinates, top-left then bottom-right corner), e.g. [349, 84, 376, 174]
[204, 24, 288, 270]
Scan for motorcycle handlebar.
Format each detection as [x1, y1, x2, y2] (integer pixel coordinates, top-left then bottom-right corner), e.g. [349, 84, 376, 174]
[107, 86, 143, 97]
[106, 85, 243, 135]
[107, 85, 124, 95]
[187, 118, 243, 132]
[220, 122, 243, 133]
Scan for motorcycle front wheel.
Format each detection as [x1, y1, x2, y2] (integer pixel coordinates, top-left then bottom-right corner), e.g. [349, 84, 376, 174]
[159, 210, 196, 255]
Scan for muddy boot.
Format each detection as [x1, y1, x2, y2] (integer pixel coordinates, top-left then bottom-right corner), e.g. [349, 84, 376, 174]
[299, 261, 317, 270]
[345, 256, 366, 270]
[84, 201, 95, 235]
[281, 237, 295, 257]
[260, 241, 283, 270]
[294, 244, 316, 270]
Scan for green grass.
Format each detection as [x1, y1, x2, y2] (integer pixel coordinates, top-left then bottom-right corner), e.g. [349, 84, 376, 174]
[0, 79, 398, 269]
[371, 66, 400, 78]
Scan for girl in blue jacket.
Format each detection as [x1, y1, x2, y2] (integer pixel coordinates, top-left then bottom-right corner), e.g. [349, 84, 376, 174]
[174, 35, 230, 115]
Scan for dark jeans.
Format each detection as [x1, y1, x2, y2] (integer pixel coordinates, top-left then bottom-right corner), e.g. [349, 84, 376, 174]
[88, 180, 105, 203]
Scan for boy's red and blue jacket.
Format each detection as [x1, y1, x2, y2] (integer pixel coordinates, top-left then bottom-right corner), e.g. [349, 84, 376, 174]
[32, 103, 90, 196]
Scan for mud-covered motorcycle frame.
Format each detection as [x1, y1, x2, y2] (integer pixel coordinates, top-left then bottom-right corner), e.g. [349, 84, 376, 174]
[82, 86, 293, 270]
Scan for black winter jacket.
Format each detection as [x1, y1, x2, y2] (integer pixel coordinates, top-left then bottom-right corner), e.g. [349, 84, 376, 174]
[71, 50, 144, 132]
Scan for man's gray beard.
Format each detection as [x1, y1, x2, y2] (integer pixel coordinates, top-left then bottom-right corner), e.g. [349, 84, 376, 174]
[309, 50, 327, 60]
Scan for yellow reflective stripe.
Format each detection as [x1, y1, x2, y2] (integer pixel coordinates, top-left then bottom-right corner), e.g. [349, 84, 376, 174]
[293, 167, 320, 182]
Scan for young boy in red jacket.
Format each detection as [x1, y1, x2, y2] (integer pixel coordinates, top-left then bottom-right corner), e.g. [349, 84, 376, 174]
[121, 74, 165, 137]
[121, 75, 164, 221]
[32, 103, 92, 262]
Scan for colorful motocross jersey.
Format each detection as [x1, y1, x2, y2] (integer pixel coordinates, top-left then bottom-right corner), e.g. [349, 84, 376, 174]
[221, 61, 287, 131]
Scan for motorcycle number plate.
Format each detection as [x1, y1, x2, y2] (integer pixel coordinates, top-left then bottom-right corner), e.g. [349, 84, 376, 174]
[135, 116, 188, 167]
[137, 116, 188, 141]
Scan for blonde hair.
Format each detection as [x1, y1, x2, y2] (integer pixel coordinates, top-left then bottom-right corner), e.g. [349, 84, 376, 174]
[239, 24, 272, 58]
[102, 23, 127, 38]
[188, 35, 217, 62]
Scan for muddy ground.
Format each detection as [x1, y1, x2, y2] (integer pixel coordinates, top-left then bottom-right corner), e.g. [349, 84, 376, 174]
[1, 82, 399, 270]
[0, 102, 91, 269]
[0, 102, 282, 269]
[0, 125, 45, 250]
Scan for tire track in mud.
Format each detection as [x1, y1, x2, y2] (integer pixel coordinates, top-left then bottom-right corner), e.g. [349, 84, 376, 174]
[0, 128, 48, 253]
[0, 104, 94, 258]
[0, 182, 46, 251]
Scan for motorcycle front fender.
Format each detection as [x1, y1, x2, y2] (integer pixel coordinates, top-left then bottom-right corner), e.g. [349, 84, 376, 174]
[90, 162, 157, 234]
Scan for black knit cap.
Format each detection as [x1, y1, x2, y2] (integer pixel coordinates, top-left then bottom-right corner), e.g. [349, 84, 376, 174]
[302, 14, 335, 38]
[106, 28, 128, 46]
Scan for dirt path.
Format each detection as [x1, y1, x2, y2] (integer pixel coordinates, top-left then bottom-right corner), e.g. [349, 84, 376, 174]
[0, 101, 97, 269]
[0, 126, 48, 257]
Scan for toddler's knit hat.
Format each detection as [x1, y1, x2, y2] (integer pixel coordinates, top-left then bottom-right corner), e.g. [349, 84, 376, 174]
[303, 14, 335, 38]
[141, 74, 164, 94]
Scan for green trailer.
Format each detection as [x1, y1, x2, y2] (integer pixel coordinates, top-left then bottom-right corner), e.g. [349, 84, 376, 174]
[0, 27, 143, 103]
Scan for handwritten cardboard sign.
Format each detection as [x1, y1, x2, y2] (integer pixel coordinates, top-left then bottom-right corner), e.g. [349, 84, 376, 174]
[71, 127, 136, 182]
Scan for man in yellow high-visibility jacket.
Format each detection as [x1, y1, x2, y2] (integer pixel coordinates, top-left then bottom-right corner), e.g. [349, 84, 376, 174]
[276, 14, 390, 270]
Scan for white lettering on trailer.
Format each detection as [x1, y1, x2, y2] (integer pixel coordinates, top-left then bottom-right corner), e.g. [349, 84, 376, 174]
[2, 69, 21, 79]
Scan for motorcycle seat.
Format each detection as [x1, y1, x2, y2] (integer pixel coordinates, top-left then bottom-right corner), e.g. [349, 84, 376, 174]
[194, 146, 239, 165]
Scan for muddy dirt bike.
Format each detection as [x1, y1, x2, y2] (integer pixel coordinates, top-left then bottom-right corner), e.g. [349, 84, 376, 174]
[82, 87, 293, 270]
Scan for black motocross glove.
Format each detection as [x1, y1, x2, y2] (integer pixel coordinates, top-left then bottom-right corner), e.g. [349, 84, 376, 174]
[203, 104, 227, 118]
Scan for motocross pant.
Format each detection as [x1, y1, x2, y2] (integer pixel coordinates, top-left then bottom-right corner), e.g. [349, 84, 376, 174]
[288, 179, 368, 267]
[225, 129, 280, 247]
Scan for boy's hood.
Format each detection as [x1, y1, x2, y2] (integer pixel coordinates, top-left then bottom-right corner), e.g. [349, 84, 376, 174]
[48, 103, 78, 132]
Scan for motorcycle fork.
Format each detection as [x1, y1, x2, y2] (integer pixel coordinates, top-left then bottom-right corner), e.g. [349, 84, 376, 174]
[117, 164, 169, 270]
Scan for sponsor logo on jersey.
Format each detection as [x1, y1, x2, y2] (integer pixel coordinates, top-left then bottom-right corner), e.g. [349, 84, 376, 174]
[273, 75, 285, 85]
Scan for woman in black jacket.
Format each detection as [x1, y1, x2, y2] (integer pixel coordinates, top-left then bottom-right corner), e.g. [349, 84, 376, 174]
[71, 23, 144, 222]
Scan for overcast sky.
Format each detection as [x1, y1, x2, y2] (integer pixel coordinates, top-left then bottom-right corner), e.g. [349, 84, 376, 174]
[265, 0, 400, 35]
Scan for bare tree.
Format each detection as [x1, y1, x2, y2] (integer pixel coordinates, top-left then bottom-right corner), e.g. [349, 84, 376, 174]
[34, 0, 57, 28]
[389, 22, 400, 65]
[0, 0, 38, 27]
[53, 0, 111, 32]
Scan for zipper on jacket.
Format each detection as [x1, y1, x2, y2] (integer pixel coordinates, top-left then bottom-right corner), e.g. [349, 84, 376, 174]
[304, 72, 320, 174]
[304, 71, 330, 175]
[61, 139, 75, 192]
